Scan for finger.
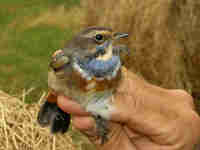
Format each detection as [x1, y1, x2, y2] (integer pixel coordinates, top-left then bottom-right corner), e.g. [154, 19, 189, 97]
[72, 116, 95, 132]
[57, 95, 89, 116]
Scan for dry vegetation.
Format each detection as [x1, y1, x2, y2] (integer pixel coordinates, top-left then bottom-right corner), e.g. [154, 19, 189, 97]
[0, 89, 94, 150]
[0, 90, 76, 150]
[82, 0, 200, 106]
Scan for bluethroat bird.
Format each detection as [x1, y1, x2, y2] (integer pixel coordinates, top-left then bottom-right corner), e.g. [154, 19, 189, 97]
[37, 27, 128, 144]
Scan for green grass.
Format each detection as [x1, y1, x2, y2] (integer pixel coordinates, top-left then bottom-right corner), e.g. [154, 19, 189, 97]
[0, 0, 78, 102]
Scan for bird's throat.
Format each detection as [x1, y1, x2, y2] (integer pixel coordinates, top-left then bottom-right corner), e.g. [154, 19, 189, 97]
[74, 56, 121, 80]
[96, 44, 113, 61]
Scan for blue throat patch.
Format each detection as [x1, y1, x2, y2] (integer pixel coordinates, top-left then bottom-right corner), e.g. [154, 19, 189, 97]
[77, 56, 121, 78]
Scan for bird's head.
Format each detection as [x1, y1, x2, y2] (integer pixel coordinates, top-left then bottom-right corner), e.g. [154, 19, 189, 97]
[67, 27, 128, 60]
[50, 27, 128, 80]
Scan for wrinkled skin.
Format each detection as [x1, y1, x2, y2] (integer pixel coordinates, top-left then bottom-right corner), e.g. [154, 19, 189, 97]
[57, 68, 200, 150]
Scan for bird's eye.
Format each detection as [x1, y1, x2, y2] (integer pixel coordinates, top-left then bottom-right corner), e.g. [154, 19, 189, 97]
[95, 34, 104, 42]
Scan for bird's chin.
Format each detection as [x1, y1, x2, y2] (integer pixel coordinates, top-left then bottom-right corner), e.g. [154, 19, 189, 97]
[73, 56, 121, 81]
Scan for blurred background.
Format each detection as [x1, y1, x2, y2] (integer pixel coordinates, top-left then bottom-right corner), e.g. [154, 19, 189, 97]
[0, 0, 199, 149]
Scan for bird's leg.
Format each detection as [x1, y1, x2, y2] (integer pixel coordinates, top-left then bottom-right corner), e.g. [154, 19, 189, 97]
[86, 95, 116, 144]
[93, 115, 109, 144]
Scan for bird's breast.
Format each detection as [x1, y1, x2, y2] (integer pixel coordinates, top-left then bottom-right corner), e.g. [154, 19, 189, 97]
[69, 68, 121, 106]
[48, 66, 121, 106]
[71, 67, 121, 92]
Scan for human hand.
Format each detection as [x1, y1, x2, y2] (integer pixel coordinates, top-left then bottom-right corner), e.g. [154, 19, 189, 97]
[57, 67, 200, 150]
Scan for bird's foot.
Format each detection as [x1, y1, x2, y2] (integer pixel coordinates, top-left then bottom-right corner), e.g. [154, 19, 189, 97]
[93, 115, 109, 145]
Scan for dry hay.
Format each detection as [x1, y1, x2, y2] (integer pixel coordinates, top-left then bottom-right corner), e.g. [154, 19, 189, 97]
[0, 90, 76, 150]
[81, 0, 200, 102]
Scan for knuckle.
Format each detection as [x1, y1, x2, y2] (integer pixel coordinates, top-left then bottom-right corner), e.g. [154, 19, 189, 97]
[72, 118, 84, 129]
[174, 89, 190, 95]
[171, 89, 195, 108]
[173, 89, 193, 100]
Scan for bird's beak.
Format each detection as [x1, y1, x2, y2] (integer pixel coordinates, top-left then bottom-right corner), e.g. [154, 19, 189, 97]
[113, 32, 128, 40]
